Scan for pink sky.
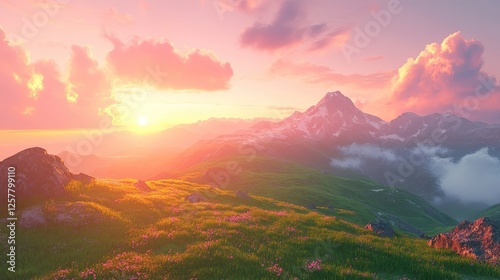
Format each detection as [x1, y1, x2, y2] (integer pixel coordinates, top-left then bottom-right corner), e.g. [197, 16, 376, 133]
[1, 0, 499, 131]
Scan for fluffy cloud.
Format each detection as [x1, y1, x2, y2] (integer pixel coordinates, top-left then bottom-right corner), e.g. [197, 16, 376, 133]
[103, 7, 134, 25]
[226, 0, 266, 12]
[105, 34, 233, 91]
[0, 29, 112, 129]
[67, 45, 111, 108]
[269, 59, 395, 89]
[388, 32, 500, 123]
[331, 144, 397, 169]
[240, 0, 349, 51]
[0, 28, 36, 123]
[430, 148, 500, 205]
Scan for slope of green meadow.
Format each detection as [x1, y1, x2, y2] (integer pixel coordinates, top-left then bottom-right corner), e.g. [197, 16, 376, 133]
[1, 177, 499, 279]
[179, 156, 457, 235]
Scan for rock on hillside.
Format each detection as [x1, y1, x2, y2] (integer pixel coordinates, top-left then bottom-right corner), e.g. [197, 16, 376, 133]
[428, 217, 500, 265]
[19, 202, 111, 228]
[365, 220, 396, 238]
[0, 147, 94, 207]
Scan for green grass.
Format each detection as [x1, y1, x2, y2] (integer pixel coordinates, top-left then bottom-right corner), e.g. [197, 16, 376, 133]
[179, 156, 457, 235]
[1, 178, 498, 279]
[475, 203, 500, 220]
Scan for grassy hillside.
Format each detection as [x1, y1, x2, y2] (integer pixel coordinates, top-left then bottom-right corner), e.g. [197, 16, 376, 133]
[1, 179, 499, 279]
[476, 203, 500, 220]
[179, 156, 457, 235]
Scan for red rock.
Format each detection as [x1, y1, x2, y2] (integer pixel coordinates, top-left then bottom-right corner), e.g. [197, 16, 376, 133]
[428, 217, 500, 265]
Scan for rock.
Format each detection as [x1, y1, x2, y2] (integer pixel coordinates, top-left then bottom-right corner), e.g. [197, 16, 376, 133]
[419, 233, 430, 239]
[306, 203, 317, 210]
[52, 202, 105, 226]
[19, 205, 47, 228]
[0, 147, 94, 208]
[20, 202, 107, 228]
[365, 221, 396, 238]
[185, 193, 207, 203]
[235, 191, 249, 199]
[0, 147, 72, 202]
[326, 205, 335, 210]
[134, 180, 152, 192]
[428, 217, 500, 265]
[382, 214, 427, 238]
[72, 173, 95, 183]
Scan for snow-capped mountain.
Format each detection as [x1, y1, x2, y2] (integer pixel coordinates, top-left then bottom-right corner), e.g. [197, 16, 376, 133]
[245, 91, 500, 149]
[272, 91, 385, 139]
[158, 91, 500, 214]
[167, 91, 500, 171]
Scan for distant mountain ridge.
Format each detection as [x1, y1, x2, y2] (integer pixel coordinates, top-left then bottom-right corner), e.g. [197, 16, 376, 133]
[166, 91, 500, 169]
[159, 91, 500, 219]
[267, 91, 500, 145]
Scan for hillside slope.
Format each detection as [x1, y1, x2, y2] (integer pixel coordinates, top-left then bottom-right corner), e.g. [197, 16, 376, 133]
[1, 178, 499, 280]
[476, 203, 500, 220]
[176, 156, 457, 235]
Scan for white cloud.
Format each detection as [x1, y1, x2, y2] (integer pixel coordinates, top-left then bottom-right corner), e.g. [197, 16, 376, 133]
[331, 157, 362, 169]
[430, 148, 500, 205]
[331, 143, 397, 169]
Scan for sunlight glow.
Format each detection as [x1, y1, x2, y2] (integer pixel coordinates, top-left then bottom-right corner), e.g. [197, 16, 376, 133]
[137, 116, 149, 127]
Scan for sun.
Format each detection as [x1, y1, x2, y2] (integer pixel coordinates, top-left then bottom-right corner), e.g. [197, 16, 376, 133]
[137, 116, 149, 127]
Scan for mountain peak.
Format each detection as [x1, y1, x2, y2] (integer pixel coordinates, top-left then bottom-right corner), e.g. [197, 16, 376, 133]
[315, 91, 357, 113]
[324, 91, 344, 98]
[319, 91, 351, 102]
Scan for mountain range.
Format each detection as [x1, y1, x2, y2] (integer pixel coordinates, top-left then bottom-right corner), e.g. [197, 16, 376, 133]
[2, 91, 500, 278]
[151, 91, 500, 219]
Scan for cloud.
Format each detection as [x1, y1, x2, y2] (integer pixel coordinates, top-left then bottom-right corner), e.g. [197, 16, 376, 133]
[240, 0, 349, 52]
[388, 32, 500, 123]
[230, 0, 266, 12]
[331, 157, 363, 169]
[0, 29, 112, 129]
[331, 144, 397, 169]
[66, 45, 112, 111]
[0, 28, 36, 122]
[103, 7, 134, 24]
[363, 55, 384, 62]
[138, 0, 150, 12]
[269, 59, 395, 89]
[430, 148, 500, 205]
[105, 33, 233, 91]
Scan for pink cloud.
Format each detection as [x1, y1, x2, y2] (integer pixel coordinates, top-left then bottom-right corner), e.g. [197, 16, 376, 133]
[0, 28, 43, 127]
[105, 33, 233, 91]
[387, 32, 500, 123]
[67, 45, 111, 108]
[235, 0, 266, 12]
[0, 29, 113, 129]
[240, 0, 349, 52]
[138, 0, 150, 12]
[363, 55, 384, 62]
[269, 59, 395, 89]
[103, 7, 134, 24]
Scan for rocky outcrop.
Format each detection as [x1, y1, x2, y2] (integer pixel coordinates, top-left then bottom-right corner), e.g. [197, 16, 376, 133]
[19, 202, 108, 228]
[0, 147, 94, 207]
[365, 220, 396, 238]
[134, 180, 152, 192]
[19, 205, 47, 228]
[305, 203, 317, 210]
[73, 172, 95, 184]
[383, 214, 428, 238]
[428, 217, 500, 265]
[185, 193, 207, 203]
[235, 191, 249, 199]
